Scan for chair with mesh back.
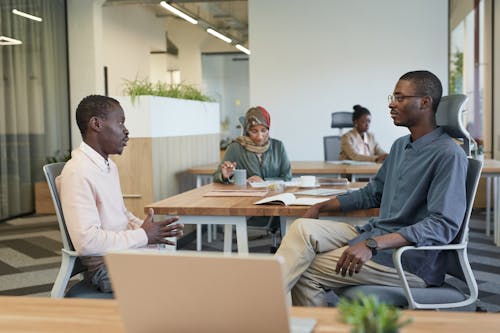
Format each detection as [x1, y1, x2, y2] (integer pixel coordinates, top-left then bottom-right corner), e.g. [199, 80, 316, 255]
[334, 95, 481, 310]
[324, 111, 353, 161]
[43, 162, 113, 299]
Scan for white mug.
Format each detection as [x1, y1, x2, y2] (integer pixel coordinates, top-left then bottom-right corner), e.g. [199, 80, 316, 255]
[300, 175, 316, 187]
[233, 169, 247, 186]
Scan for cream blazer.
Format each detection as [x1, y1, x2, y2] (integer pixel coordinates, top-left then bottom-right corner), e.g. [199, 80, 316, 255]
[339, 128, 386, 161]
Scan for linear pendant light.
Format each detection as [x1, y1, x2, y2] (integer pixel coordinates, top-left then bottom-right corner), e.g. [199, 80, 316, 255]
[206, 28, 232, 43]
[12, 9, 42, 22]
[0, 36, 23, 45]
[235, 44, 250, 55]
[160, 1, 197, 24]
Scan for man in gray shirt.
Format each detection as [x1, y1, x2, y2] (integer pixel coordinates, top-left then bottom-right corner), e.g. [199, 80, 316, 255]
[276, 70, 468, 306]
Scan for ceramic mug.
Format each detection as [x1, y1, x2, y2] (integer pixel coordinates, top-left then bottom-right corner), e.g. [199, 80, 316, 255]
[300, 175, 316, 187]
[233, 169, 247, 186]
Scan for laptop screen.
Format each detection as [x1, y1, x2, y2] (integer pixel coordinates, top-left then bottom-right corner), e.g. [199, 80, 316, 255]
[105, 251, 314, 333]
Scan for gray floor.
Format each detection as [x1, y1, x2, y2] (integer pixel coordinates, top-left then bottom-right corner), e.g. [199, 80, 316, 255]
[0, 211, 499, 312]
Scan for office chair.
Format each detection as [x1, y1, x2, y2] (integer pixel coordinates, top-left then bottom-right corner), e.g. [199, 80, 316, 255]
[334, 95, 482, 310]
[323, 111, 353, 161]
[43, 162, 113, 299]
[247, 216, 281, 253]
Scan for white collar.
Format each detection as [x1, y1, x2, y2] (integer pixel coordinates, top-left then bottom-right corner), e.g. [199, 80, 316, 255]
[79, 142, 110, 172]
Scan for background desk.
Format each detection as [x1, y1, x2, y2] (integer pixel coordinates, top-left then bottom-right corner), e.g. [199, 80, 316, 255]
[189, 159, 500, 246]
[145, 183, 377, 253]
[1, 296, 499, 333]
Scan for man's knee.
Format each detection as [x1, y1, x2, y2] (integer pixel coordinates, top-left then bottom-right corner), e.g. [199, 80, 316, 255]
[288, 218, 319, 236]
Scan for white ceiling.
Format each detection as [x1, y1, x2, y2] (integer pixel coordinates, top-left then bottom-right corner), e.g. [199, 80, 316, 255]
[103, 0, 248, 44]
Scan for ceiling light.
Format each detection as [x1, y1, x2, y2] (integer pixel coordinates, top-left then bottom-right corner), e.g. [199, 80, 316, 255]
[235, 44, 251, 55]
[12, 9, 42, 22]
[160, 1, 197, 25]
[0, 36, 23, 45]
[206, 28, 232, 44]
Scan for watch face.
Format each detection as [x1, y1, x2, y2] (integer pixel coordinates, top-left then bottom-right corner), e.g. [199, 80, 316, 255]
[366, 238, 377, 249]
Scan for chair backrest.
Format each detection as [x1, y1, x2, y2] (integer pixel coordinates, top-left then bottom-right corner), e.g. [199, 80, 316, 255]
[436, 94, 471, 156]
[323, 136, 342, 161]
[331, 111, 353, 129]
[446, 157, 482, 279]
[238, 115, 245, 135]
[42, 162, 75, 252]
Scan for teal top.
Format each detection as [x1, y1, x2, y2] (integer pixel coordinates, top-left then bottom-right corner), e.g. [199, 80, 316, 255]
[213, 138, 292, 183]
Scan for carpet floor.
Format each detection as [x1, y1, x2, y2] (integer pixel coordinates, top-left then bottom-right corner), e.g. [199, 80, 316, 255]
[0, 211, 499, 312]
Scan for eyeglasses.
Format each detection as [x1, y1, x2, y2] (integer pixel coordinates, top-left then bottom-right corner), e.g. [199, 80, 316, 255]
[388, 94, 425, 104]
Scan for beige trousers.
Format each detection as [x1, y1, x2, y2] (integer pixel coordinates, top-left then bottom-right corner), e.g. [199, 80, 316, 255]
[275, 218, 426, 306]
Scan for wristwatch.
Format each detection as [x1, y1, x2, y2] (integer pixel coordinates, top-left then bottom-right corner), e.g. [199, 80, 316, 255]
[365, 238, 378, 256]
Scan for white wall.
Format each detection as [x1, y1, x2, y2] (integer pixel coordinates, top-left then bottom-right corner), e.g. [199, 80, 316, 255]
[164, 17, 235, 88]
[67, 0, 106, 147]
[202, 54, 249, 139]
[102, 5, 165, 96]
[249, 0, 449, 160]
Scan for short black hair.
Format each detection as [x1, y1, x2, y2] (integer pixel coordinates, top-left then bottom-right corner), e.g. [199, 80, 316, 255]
[352, 104, 371, 122]
[399, 70, 442, 113]
[76, 95, 120, 138]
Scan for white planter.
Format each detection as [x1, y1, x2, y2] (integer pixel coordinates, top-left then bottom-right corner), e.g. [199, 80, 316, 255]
[114, 95, 220, 138]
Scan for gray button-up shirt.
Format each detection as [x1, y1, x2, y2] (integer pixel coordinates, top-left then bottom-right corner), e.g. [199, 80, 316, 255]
[337, 127, 467, 286]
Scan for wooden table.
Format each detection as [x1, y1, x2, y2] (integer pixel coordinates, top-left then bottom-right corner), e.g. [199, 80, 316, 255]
[146, 183, 378, 253]
[189, 159, 500, 246]
[1, 296, 499, 333]
[188, 161, 381, 185]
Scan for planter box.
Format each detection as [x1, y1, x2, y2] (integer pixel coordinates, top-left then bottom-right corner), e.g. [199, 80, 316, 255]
[110, 96, 220, 218]
[34, 181, 56, 215]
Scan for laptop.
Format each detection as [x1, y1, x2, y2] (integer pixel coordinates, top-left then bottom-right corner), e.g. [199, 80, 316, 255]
[105, 250, 316, 333]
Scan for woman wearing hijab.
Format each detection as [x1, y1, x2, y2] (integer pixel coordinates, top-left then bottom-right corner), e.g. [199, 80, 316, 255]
[339, 104, 388, 163]
[214, 106, 292, 184]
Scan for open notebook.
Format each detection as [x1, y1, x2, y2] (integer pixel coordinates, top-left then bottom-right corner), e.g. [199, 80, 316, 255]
[105, 251, 316, 333]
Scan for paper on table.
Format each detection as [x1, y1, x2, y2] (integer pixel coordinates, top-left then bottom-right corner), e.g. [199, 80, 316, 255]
[317, 177, 349, 186]
[254, 193, 329, 206]
[204, 190, 268, 197]
[248, 180, 284, 188]
[294, 188, 347, 196]
[326, 160, 376, 165]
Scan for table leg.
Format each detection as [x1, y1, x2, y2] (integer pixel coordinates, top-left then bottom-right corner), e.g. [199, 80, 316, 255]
[235, 220, 249, 254]
[486, 177, 491, 236]
[494, 177, 500, 246]
[207, 223, 212, 243]
[196, 224, 202, 251]
[212, 225, 218, 240]
[224, 224, 233, 252]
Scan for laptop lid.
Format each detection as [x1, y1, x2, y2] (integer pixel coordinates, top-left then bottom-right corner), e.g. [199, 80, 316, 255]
[105, 251, 313, 333]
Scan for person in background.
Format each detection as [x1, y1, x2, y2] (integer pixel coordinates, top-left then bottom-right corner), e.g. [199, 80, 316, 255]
[213, 106, 291, 253]
[339, 104, 388, 163]
[276, 70, 467, 306]
[214, 106, 292, 183]
[58, 95, 184, 293]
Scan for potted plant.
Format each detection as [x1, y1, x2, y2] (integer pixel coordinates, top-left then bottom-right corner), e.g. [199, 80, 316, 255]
[123, 78, 214, 104]
[337, 293, 412, 333]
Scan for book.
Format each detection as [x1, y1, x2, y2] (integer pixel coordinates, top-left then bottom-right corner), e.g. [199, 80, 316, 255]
[254, 193, 330, 206]
[203, 190, 268, 197]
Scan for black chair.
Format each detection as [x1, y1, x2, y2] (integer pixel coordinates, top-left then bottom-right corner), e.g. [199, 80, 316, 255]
[323, 111, 352, 161]
[334, 95, 481, 310]
[43, 162, 113, 299]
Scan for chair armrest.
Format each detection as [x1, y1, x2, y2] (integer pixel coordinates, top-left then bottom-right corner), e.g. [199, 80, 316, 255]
[390, 242, 468, 309]
[62, 248, 78, 257]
